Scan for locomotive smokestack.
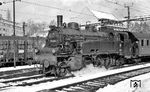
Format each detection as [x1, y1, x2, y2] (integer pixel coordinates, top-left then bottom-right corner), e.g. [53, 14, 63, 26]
[57, 15, 63, 27]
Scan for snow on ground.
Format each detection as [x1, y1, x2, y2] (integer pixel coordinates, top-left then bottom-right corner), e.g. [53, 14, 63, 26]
[6, 77, 55, 86]
[0, 83, 6, 87]
[0, 64, 107, 92]
[0, 74, 43, 83]
[72, 64, 107, 77]
[96, 72, 150, 92]
[0, 65, 39, 72]
[1, 63, 150, 92]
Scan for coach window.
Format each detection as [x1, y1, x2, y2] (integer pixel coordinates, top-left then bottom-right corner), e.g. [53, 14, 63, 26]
[21, 40, 24, 49]
[141, 39, 144, 46]
[18, 40, 21, 49]
[0, 41, 2, 50]
[147, 40, 149, 46]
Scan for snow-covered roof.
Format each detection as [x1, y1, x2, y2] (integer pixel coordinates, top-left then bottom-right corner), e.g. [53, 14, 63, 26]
[44, 28, 50, 31]
[90, 10, 118, 20]
[31, 31, 48, 37]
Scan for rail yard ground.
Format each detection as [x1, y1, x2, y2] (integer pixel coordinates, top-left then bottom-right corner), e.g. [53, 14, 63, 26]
[0, 0, 150, 92]
[96, 72, 150, 92]
[0, 63, 150, 92]
[0, 65, 39, 72]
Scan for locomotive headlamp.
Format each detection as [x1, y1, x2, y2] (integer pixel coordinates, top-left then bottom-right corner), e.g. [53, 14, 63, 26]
[136, 41, 138, 43]
[52, 49, 56, 54]
[34, 49, 38, 53]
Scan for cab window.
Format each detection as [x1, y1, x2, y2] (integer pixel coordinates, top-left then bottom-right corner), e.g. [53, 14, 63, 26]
[147, 40, 149, 46]
[141, 40, 144, 46]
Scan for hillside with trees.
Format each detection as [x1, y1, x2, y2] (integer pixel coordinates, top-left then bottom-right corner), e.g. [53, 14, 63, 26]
[130, 22, 150, 33]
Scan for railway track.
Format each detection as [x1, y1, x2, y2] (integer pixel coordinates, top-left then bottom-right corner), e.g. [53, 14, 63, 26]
[37, 63, 150, 92]
[1, 74, 44, 83]
[0, 74, 74, 90]
[0, 64, 42, 79]
[111, 62, 148, 69]
[0, 74, 44, 89]
[0, 68, 40, 79]
[0, 65, 39, 75]
[0, 62, 142, 79]
[1, 63, 150, 92]
[0, 67, 35, 75]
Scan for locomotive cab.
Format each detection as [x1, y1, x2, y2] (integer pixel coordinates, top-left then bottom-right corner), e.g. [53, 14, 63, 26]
[116, 32, 132, 57]
[117, 31, 140, 59]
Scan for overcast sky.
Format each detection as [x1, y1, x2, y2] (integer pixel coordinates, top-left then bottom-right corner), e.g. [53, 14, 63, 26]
[0, 0, 150, 24]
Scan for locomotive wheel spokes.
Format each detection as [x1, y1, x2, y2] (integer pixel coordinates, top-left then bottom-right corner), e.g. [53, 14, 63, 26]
[119, 57, 125, 65]
[44, 66, 57, 76]
[60, 68, 68, 77]
[51, 66, 57, 76]
[115, 59, 120, 66]
[108, 56, 114, 68]
[110, 57, 115, 66]
[56, 67, 68, 77]
[104, 58, 111, 69]
[115, 57, 124, 67]
[56, 61, 69, 77]
[109, 56, 118, 67]
[112, 57, 117, 66]
[94, 57, 100, 67]
[96, 56, 104, 67]
[134, 58, 140, 64]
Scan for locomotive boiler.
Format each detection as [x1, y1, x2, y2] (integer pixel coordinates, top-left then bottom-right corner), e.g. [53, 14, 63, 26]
[35, 15, 147, 77]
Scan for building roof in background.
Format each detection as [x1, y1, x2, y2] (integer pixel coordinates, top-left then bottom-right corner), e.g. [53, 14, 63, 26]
[31, 30, 48, 37]
[90, 10, 118, 20]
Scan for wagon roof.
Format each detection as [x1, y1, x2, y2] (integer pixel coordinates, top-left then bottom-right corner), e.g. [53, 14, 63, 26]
[131, 32, 150, 39]
[0, 36, 38, 40]
[90, 10, 118, 20]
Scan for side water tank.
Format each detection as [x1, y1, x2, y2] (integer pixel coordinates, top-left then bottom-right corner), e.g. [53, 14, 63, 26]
[68, 22, 79, 30]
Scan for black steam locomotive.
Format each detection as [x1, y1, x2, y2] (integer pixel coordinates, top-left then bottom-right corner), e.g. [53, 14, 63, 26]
[35, 15, 150, 76]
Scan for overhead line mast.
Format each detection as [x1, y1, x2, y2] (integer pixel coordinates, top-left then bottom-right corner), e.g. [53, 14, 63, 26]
[105, 0, 133, 28]
[124, 4, 132, 28]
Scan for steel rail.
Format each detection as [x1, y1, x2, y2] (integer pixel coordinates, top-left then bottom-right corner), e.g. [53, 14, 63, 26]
[38, 64, 150, 92]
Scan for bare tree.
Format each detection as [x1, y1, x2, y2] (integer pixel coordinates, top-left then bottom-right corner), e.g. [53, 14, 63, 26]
[26, 19, 48, 36]
[49, 19, 56, 26]
[130, 22, 150, 33]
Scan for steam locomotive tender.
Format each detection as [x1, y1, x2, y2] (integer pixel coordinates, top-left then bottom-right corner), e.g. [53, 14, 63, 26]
[35, 15, 150, 77]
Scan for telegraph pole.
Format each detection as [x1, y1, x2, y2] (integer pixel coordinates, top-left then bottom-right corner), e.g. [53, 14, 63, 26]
[13, 0, 15, 36]
[23, 22, 26, 65]
[13, 0, 16, 67]
[23, 22, 26, 36]
[124, 3, 133, 28]
[105, 0, 133, 28]
[126, 6, 130, 28]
